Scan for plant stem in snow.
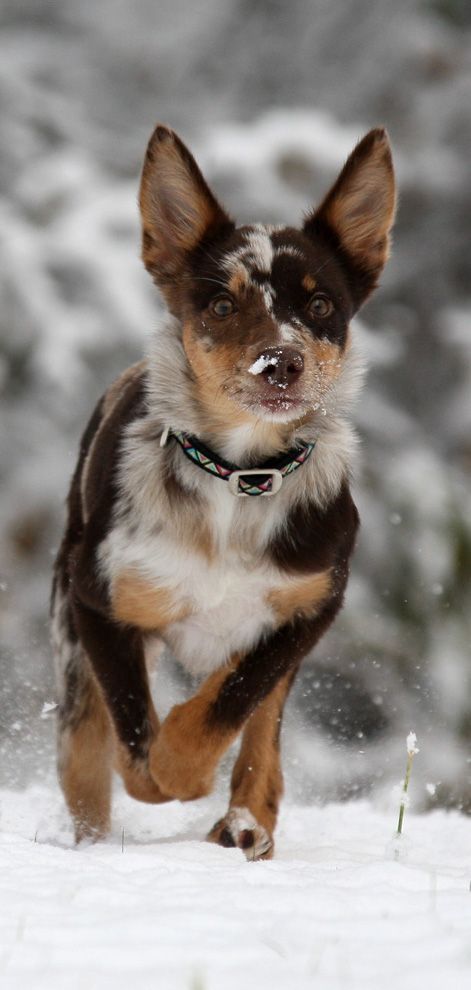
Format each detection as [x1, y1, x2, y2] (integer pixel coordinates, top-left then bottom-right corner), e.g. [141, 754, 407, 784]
[396, 731, 419, 836]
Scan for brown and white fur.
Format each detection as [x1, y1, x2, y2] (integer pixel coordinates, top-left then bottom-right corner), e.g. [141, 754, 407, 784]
[51, 124, 396, 858]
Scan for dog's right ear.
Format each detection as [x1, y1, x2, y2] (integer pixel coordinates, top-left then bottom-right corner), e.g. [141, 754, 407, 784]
[139, 125, 233, 285]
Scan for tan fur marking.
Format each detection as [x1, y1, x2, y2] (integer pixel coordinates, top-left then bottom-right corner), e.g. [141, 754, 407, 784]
[310, 338, 343, 386]
[227, 264, 249, 296]
[183, 324, 255, 429]
[267, 569, 332, 623]
[60, 682, 113, 842]
[302, 275, 317, 292]
[112, 571, 192, 631]
[230, 673, 291, 829]
[149, 662, 240, 800]
[183, 513, 215, 562]
[118, 758, 172, 803]
[115, 713, 171, 805]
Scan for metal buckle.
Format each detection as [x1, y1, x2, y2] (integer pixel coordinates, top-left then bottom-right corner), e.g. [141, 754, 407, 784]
[228, 468, 283, 497]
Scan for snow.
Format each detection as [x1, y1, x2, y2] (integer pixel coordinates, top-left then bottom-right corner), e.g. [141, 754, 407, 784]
[0, 785, 470, 990]
[407, 732, 420, 756]
[248, 353, 277, 375]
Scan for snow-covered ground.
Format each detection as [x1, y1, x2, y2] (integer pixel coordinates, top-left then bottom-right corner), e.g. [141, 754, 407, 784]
[1, 785, 470, 990]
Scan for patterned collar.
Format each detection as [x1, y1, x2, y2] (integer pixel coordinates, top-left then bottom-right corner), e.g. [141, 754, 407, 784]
[166, 429, 316, 497]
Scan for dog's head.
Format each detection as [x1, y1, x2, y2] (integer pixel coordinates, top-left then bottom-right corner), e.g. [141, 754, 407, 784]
[139, 125, 395, 427]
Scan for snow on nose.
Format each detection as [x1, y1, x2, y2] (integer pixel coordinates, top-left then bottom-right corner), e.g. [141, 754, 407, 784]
[248, 347, 304, 388]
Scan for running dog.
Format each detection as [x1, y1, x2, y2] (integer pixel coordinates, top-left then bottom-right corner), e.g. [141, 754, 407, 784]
[51, 123, 396, 858]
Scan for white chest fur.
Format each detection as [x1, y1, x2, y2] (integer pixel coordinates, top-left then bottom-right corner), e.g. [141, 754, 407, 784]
[164, 547, 276, 675]
[99, 483, 281, 676]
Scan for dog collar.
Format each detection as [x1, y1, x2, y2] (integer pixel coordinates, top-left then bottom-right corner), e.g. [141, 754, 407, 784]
[166, 429, 315, 497]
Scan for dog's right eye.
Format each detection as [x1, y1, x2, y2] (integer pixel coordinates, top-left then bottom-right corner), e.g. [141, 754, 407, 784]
[210, 296, 235, 318]
[307, 293, 334, 319]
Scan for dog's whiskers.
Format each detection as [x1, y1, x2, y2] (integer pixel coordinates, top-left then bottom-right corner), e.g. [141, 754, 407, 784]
[192, 275, 229, 291]
[311, 256, 335, 278]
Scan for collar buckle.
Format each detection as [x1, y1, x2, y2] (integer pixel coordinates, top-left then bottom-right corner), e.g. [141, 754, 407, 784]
[228, 468, 283, 497]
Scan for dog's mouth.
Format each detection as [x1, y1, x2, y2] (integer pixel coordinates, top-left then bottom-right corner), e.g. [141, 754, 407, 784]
[239, 386, 309, 421]
[255, 392, 303, 413]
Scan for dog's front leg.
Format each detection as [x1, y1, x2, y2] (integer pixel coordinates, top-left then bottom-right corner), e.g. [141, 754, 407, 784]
[72, 598, 170, 804]
[148, 662, 240, 801]
[149, 600, 342, 805]
[207, 670, 296, 860]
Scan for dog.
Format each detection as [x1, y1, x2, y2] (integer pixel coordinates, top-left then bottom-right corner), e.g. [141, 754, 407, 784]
[51, 123, 396, 859]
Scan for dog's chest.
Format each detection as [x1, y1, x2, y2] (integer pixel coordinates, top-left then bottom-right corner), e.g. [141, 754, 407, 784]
[102, 494, 282, 676]
[165, 548, 277, 675]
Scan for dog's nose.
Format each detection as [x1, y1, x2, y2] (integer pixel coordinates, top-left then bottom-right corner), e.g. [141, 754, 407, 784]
[255, 347, 304, 387]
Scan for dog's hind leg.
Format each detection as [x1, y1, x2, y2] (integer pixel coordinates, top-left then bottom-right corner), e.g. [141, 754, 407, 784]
[70, 595, 171, 806]
[207, 671, 295, 860]
[52, 585, 113, 842]
[58, 665, 113, 843]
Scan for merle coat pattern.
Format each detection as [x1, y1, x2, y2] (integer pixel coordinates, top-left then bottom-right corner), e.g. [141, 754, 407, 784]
[51, 123, 396, 858]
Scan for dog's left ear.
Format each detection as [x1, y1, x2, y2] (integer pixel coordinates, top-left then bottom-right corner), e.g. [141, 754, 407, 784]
[303, 128, 396, 305]
[139, 125, 233, 285]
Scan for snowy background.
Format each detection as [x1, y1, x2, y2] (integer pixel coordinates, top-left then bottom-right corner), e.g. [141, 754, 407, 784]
[1, 0, 471, 815]
[1, 2, 471, 987]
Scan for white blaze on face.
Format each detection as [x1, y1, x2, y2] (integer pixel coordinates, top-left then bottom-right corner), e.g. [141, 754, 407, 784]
[278, 321, 300, 344]
[222, 225, 273, 280]
[223, 227, 309, 335]
[274, 244, 303, 261]
[223, 226, 277, 317]
[243, 224, 274, 271]
[260, 282, 276, 314]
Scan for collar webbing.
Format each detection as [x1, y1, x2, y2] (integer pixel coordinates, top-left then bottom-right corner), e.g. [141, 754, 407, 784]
[168, 429, 315, 497]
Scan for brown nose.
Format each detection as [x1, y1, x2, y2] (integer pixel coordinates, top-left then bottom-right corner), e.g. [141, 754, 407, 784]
[255, 347, 304, 387]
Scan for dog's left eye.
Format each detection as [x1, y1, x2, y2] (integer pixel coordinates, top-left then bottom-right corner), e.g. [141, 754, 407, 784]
[210, 296, 235, 318]
[307, 294, 334, 319]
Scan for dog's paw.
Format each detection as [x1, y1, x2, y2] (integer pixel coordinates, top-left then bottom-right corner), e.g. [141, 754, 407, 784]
[74, 819, 110, 845]
[148, 732, 214, 801]
[207, 806, 274, 861]
[117, 748, 171, 804]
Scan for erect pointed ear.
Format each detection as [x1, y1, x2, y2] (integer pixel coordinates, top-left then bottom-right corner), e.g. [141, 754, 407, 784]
[303, 128, 396, 303]
[139, 124, 234, 284]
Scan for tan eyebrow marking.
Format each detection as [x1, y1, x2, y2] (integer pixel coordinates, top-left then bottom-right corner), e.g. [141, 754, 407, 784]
[302, 275, 317, 292]
[227, 263, 249, 296]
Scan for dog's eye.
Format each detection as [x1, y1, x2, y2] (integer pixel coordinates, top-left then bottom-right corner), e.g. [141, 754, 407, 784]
[307, 294, 333, 319]
[210, 296, 235, 318]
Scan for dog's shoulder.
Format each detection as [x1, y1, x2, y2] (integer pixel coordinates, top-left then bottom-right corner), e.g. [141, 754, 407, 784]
[57, 361, 149, 606]
[80, 361, 148, 521]
[269, 481, 359, 575]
